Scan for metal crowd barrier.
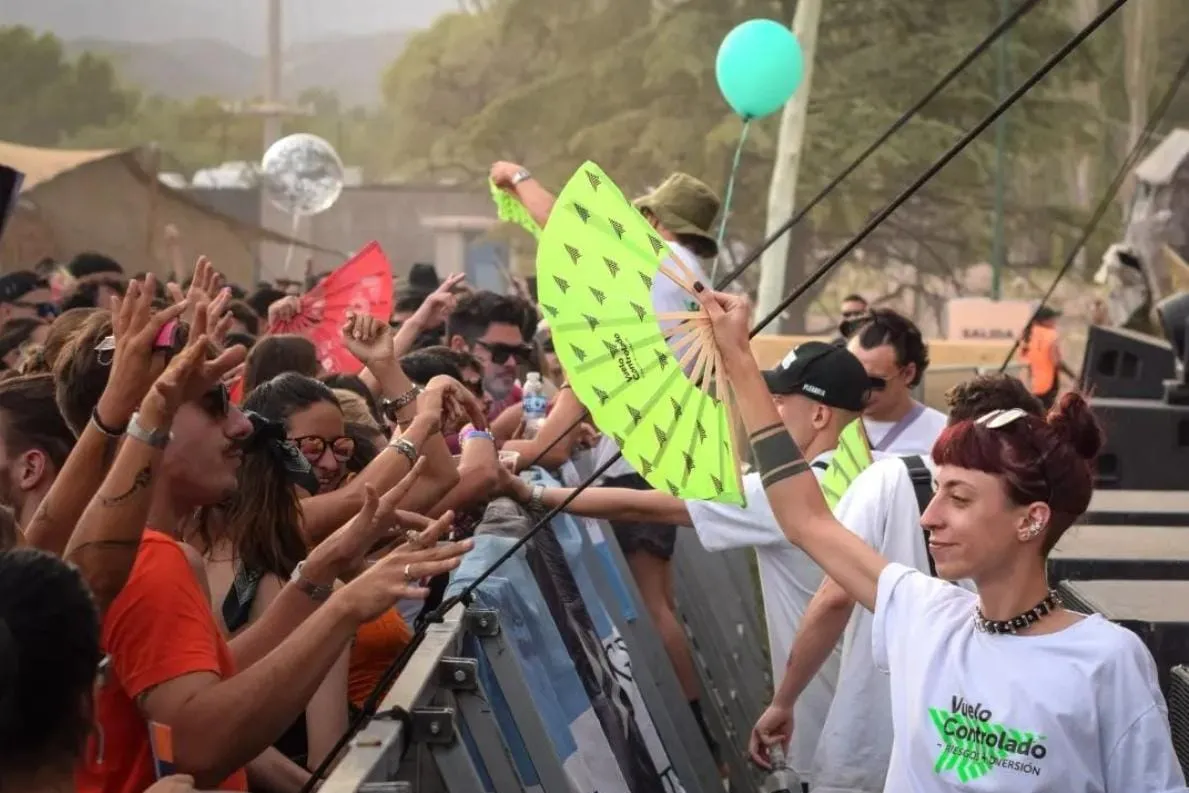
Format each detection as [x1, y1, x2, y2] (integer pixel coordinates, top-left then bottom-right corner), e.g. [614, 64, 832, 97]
[322, 455, 756, 793]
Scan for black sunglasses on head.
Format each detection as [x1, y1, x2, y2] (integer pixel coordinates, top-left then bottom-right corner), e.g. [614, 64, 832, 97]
[13, 299, 58, 319]
[475, 340, 532, 365]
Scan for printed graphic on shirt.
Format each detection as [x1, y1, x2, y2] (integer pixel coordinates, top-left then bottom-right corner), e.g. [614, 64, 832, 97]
[929, 696, 1048, 783]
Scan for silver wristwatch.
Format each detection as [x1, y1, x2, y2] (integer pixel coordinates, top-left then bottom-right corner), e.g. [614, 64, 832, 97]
[127, 411, 171, 449]
[290, 560, 333, 603]
[510, 168, 533, 187]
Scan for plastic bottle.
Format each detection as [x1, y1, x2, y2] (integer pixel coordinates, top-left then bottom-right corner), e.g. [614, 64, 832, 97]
[522, 372, 548, 440]
[761, 744, 801, 793]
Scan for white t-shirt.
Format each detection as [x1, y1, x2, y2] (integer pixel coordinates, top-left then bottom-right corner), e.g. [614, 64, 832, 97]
[864, 403, 948, 455]
[874, 562, 1187, 792]
[595, 241, 709, 479]
[686, 457, 838, 779]
[813, 455, 974, 793]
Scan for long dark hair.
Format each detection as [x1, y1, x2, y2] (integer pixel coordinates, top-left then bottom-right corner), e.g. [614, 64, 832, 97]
[218, 373, 340, 578]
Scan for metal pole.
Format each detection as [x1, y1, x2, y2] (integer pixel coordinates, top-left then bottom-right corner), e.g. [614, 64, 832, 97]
[264, 0, 283, 153]
[991, 0, 1009, 300]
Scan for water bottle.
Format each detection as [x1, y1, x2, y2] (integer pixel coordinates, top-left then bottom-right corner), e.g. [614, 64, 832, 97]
[762, 744, 802, 793]
[522, 372, 548, 440]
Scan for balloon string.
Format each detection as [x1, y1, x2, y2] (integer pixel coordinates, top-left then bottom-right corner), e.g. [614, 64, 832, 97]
[710, 118, 751, 282]
[282, 213, 302, 276]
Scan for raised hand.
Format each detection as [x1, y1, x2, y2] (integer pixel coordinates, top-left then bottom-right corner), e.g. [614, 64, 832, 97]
[139, 300, 247, 426]
[94, 275, 187, 428]
[490, 161, 527, 190]
[267, 294, 303, 327]
[417, 375, 488, 434]
[341, 311, 396, 370]
[406, 272, 465, 331]
[691, 284, 754, 358]
[337, 510, 473, 623]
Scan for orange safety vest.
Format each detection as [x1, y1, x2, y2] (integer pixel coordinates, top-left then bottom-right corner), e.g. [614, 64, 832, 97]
[1021, 324, 1058, 395]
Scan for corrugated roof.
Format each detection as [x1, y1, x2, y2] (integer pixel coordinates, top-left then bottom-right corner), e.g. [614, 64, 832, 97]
[0, 140, 128, 192]
[1135, 128, 1189, 186]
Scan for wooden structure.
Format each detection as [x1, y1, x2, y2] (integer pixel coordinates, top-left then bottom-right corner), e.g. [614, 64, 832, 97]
[0, 141, 336, 286]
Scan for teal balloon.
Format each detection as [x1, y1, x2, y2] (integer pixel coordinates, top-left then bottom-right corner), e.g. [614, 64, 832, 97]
[715, 19, 804, 119]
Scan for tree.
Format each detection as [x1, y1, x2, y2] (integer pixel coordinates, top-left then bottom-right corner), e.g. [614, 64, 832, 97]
[377, 0, 1098, 329]
[0, 26, 138, 145]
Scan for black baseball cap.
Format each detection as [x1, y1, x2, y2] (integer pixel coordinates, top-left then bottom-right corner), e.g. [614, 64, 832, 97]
[0, 271, 48, 305]
[762, 341, 883, 412]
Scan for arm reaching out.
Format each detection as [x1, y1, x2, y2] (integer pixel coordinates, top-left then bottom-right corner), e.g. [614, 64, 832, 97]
[691, 285, 888, 611]
[491, 161, 556, 228]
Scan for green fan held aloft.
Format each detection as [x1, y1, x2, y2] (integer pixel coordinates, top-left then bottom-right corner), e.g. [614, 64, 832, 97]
[819, 419, 874, 509]
[490, 179, 542, 239]
[536, 162, 746, 505]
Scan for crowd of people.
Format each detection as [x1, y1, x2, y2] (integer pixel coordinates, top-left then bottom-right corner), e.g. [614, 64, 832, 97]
[0, 161, 1184, 793]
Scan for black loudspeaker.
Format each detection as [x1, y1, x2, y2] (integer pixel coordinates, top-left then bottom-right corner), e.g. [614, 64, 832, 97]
[1081, 325, 1176, 400]
[1090, 397, 1189, 490]
[1057, 579, 1189, 695]
[0, 165, 22, 243]
[1169, 666, 1189, 782]
[1049, 525, 1189, 583]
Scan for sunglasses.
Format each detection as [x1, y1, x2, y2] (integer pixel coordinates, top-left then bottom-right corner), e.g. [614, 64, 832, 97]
[975, 408, 1029, 429]
[475, 339, 532, 365]
[13, 299, 59, 319]
[292, 434, 356, 463]
[201, 382, 231, 418]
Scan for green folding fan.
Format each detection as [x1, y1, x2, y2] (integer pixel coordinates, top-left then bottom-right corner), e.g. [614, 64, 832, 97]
[819, 418, 874, 509]
[535, 162, 745, 505]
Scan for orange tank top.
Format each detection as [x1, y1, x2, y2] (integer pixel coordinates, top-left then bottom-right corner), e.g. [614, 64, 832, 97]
[1022, 324, 1058, 395]
[348, 608, 413, 708]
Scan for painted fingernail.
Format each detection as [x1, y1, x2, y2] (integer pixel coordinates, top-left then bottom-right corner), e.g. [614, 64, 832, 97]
[693, 281, 705, 293]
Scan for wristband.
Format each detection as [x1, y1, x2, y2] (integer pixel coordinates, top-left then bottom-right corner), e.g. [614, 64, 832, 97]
[461, 429, 494, 444]
[91, 407, 127, 438]
[289, 560, 332, 603]
[389, 437, 417, 464]
[382, 386, 423, 420]
[127, 412, 171, 449]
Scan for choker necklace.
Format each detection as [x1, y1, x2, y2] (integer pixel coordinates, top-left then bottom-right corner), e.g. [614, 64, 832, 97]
[975, 590, 1062, 634]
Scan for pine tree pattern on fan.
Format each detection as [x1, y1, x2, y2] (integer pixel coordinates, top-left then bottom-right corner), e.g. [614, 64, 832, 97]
[535, 162, 745, 505]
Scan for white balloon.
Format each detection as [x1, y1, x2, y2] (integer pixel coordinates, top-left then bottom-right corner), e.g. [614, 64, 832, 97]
[261, 133, 345, 216]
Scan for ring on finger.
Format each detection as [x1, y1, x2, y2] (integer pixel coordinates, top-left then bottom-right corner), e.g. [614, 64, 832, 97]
[403, 563, 413, 580]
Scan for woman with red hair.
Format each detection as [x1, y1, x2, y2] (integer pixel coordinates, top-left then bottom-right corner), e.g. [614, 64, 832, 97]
[692, 284, 1184, 792]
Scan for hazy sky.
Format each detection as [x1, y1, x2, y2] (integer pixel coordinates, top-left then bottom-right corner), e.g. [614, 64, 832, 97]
[2, 0, 456, 50]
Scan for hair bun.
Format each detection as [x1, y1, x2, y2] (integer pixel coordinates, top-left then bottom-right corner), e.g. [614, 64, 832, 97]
[1047, 392, 1104, 461]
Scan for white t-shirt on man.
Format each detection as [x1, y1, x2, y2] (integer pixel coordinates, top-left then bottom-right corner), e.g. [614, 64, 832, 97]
[686, 457, 837, 780]
[595, 242, 708, 479]
[811, 455, 974, 793]
[864, 403, 948, 456]
[874, 562, 1188, 792]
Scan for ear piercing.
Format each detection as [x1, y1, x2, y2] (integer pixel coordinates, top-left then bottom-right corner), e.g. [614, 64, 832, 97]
[1022, 519, 1045, 541]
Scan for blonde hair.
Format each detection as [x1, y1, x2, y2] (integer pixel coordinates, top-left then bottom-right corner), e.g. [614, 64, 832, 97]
[333, 388, 380, 432]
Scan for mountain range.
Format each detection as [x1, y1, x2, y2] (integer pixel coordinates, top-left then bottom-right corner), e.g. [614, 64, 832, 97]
[8, 0, 457, 106]
[61, 32, 413, 106]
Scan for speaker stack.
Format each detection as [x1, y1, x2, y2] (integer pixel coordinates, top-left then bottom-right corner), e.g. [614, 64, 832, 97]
[1081, 325, 1189, 490]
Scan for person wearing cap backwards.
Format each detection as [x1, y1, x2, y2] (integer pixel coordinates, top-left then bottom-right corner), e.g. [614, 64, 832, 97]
[503, 341, 881, 788]
[0, 271, 56, 324]
[491, 159, 725, 755]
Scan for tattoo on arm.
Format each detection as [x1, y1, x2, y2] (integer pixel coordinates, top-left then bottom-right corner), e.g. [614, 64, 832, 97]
[98, 465, 154, 508]
[749, 423, 811, 488]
